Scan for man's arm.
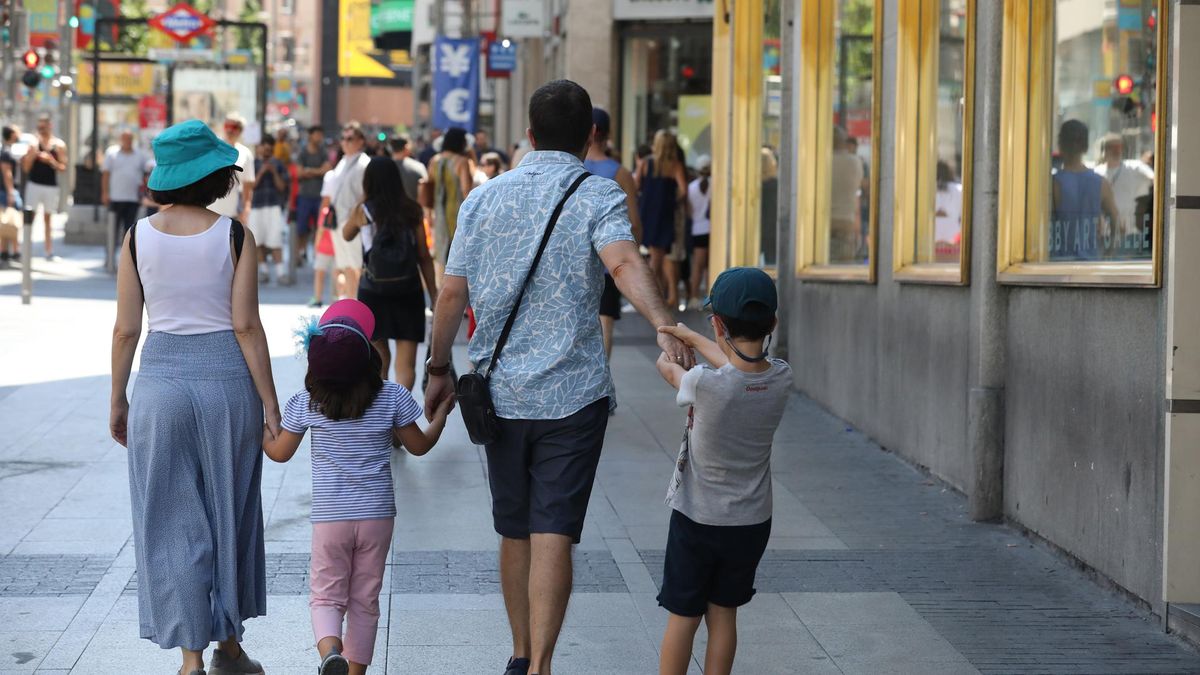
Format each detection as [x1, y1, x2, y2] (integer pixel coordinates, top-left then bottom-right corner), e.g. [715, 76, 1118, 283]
[600, 240, 694, 369]
[423, 274, 468, 420]
[51, 141, 66, 171]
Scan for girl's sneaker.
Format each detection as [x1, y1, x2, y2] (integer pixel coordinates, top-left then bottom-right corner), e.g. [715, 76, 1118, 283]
[319, 647, 350, 675]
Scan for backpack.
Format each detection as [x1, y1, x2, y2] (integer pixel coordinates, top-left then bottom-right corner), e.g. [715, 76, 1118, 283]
[362, 202, 421, 295]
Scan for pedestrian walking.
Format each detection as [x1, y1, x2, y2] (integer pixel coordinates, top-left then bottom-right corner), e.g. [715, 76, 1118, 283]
[262, 299, 453, 675]
[101, 130, 153, 246]
[248, 136, 289, 283]
[653, 267, 791, 675]
[209, 112, 255, 223]
[329, 122, 371, 294]
[109, 119, 277, 675]
[342, 157, 438, 390]
[388, 135, 427, 204]
[310, 226, 337, 308]
[423, 126, 474, 274]
[297, 126, 333, 267]
[685, 156, 712, 311]
[424, 79, 693, 675]
[0, 125, 21, 264]
[583, 107, 642, 362]
[21, 114, 66, 259]
[636, 130, 688, 311]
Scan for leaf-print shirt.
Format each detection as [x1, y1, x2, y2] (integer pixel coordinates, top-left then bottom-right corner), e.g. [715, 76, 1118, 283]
[445, 151, 636, 420]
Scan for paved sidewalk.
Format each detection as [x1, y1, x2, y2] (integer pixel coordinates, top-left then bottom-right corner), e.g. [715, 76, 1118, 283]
[2, 243, 1199, 673]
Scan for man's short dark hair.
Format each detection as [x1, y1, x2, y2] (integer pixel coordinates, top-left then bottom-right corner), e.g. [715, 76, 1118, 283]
[307, 125, 323, 136]
[150, 166, 238, 207]
[389, 135, 409, 154]
[260, 135, 276, 147]
[716, 310, 774, 341]
[528, 80, 593, 154]
[1, 126, 16, 143]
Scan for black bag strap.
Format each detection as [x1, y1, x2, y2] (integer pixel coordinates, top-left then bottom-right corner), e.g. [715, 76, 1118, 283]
[128, 216, 245, 285]
[484, 171, 591, 380]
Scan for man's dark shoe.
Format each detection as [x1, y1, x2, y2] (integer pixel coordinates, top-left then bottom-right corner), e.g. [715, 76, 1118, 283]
[504, 656, 530, 675]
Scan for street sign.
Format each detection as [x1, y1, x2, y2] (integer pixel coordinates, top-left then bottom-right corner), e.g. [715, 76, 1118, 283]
[501, 0, 545, 38]
[77, 62, 155, 97]
[486, 39, 517, 78]
[148, 3, 216, 45]
[148, 47, 216, 63]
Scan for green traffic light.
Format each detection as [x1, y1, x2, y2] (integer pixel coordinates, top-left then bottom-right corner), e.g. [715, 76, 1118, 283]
[39, 65, 54, 79]
[68, 16, 80, 28]
[377, 132, 387, 141]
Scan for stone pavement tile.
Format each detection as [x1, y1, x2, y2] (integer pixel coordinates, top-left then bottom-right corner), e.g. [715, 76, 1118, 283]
[385, 645, 504, 673]
[766, 536, 848, 550]
[560, 593, 640, 628]
[0, 598, 84, 632]
[43, 463, 131, 520]
[389, 608, 512, 646]
[783, 591, 928, 626]
[549, 625, 662, 674]
[0, 630, 63, 672]
[804, 621, 978, 673]
[13, 518, 130, 558]
[390, 593, 505, 611]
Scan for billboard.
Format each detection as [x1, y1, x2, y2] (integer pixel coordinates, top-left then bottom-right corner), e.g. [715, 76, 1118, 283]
[339, 0, 410, 78]
[432, 36, 479, 133]
[172, 68, 259, 140]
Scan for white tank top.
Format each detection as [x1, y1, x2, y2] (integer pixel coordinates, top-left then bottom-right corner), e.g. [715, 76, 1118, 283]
[135, 216, 235, 335]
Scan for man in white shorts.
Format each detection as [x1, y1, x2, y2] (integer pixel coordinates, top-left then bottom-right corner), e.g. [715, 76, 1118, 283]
[208, 112, 254, 222]
[21, 114, 67, 259]
[248, 136, 288, 283]
[329, 122, 369, 292]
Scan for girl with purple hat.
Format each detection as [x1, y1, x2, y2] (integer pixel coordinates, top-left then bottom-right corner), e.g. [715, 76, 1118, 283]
[262, 299, 453, 675]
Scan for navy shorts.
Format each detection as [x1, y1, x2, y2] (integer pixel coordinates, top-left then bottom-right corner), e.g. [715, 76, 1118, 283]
[484, 398, 610, 542]
[295, 195, 322, 238]
[600, 274, 622, 320]
[657, 510, 772, 617]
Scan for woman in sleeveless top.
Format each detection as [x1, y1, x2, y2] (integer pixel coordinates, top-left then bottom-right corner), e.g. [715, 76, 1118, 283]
[110, 120, 278, 675]
[428, 127, 475, 270]
[637, 130, 688, 310]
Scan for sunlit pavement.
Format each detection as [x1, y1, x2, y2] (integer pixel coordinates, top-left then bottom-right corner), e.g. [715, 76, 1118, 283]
[1, 233, 1199, 673]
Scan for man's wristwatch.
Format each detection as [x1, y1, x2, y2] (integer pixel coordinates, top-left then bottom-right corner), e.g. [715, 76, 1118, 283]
[425, 357, 451, 376]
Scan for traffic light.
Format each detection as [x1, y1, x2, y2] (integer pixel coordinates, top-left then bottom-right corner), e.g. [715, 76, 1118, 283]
[1114, 74, 1134, 96]
[22, 49, 39, 70]
[21, 69, 40, 89]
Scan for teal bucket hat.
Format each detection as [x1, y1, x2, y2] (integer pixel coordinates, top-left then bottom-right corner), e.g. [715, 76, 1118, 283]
[147, 119, 241, 191]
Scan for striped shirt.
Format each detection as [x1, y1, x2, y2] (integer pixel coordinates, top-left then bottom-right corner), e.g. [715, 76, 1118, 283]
[282, 381, 422, 522]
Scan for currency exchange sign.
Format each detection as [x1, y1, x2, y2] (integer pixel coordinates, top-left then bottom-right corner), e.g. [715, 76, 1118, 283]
[431, 36, 480, 133]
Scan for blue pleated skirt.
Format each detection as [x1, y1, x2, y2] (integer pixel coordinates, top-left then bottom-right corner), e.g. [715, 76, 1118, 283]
[128, 330, 266, 650]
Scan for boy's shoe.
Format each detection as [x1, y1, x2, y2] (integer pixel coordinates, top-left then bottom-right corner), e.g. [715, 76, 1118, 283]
[208, 646, 264, 675]
[504, 656, 531, 674]
[318, 647, 349, 675]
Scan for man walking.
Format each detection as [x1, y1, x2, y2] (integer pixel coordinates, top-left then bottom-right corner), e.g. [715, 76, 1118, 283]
[21, 114, 67, 259]
[208, 112, 254, 223]
[330, 121, 370, 293]
[296, 126, 331, 263]
[424, 80, 693, 675]
[248, 136, 289, 283]
[101, 130, 151, 246]
[389, 135, 427, 203]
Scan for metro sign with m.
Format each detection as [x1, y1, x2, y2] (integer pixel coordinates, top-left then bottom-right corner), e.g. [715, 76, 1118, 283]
[148, 3, 216, 44]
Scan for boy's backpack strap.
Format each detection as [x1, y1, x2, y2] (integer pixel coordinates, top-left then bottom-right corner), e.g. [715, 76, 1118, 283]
[230, 218, 245, 263]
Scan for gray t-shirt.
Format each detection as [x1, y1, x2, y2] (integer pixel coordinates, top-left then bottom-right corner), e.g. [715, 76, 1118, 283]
[396, 156, 427, 203]
[103, 147, 150, 203]
[667, 358, 792, 526]
[298, 146, 327, 198]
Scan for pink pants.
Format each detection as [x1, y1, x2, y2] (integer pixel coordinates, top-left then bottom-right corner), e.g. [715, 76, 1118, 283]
[310, 518, 394, 665]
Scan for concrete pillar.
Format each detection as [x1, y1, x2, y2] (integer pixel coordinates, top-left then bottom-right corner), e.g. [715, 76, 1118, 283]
[966, 0, 1007, 521]
[1162, 0, 1200, 607]
[561, 0, 614, 110]
[773, 0, 798, 362]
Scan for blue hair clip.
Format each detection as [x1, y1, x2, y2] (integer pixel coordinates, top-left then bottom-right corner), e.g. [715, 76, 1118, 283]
[294, 314, 324, 355]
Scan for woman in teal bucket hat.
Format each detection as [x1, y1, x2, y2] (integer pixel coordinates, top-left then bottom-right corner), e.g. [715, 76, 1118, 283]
[110, 119, 278, 675]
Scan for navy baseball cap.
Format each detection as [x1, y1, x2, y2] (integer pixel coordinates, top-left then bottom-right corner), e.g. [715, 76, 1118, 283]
[592, 107, 611, 136]
[704, 267, 778, 322]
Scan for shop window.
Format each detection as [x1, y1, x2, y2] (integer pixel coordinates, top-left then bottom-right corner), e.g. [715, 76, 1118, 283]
[893, 0, 974, 284]
[998, 0, 1166, 286]
[758, 0, 783, 268]
[796, 0, 882, 281]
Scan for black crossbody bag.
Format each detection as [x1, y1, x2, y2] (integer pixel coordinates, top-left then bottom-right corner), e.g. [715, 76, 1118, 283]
[456, 171, 592, 445]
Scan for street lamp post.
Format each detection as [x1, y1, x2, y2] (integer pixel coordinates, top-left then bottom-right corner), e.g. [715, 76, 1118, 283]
[21, 206, 34, 304]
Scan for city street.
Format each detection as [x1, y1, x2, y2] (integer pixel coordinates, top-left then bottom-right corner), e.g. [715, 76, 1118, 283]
[0, 231, 1197, 674]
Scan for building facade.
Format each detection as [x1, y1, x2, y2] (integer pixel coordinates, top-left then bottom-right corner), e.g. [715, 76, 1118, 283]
[704, 0, 1200, 640]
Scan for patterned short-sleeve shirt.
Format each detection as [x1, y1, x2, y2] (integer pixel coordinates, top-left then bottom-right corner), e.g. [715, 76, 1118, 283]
[445, 151, 636, 420]
[282, 381, 422, 522]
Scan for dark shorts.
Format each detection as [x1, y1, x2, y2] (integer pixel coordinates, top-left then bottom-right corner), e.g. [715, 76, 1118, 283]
[692, 234, 710, 249]
[657, 510, 772, 617]
[296, 195, 322, 238]
[357, 286, 426, 343]
[110, 202, 140, 236]
[484, 397, 610, 542]
[599, 274, 622, 320]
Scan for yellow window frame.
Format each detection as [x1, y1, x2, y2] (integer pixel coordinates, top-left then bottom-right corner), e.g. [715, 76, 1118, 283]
[893, 0, 976, 285]
[794, 0, 884, 283]
[997, 0, 1168, 287]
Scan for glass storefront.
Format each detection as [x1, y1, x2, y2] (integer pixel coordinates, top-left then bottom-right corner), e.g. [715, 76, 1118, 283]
[1038, 0, 1158, 262]
[926, 0, 968, 265]
[760, 0, 782, 267]
[619, 24, 713, 169]
[827, 0, 876, 266]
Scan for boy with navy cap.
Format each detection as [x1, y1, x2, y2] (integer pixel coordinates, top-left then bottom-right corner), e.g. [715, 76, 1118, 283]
[654, 266, 792, 675]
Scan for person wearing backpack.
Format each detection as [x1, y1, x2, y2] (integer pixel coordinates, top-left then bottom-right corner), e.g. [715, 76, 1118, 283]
[343, 157, 437, 389]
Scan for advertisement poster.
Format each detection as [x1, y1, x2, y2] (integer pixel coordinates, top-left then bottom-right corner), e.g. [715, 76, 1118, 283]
[339, 0, 410, 78]
[676, 95, 712, 166]
[171, 68, 258, 138]
[432, 36, 480, 132]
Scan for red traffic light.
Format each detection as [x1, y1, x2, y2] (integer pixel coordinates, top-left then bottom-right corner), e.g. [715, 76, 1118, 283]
[1114, 74, 1134, 96]
[21, 49, 39, 69]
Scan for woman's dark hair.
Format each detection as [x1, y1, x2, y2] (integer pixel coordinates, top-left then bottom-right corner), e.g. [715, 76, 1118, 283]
[700, 175, 709, 194]
[362, 156, 423, 237]
[150, 165, 238, 207]
[442, 127, 468, 155]
[716, 310, 774, 341]
[304, 348, 384, 421]
[936, 160, 953, 191]
[528, 79, 593, 154]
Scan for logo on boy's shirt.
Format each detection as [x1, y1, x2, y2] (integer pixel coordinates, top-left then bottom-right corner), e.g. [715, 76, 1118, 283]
[745, 385, 769, 393]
